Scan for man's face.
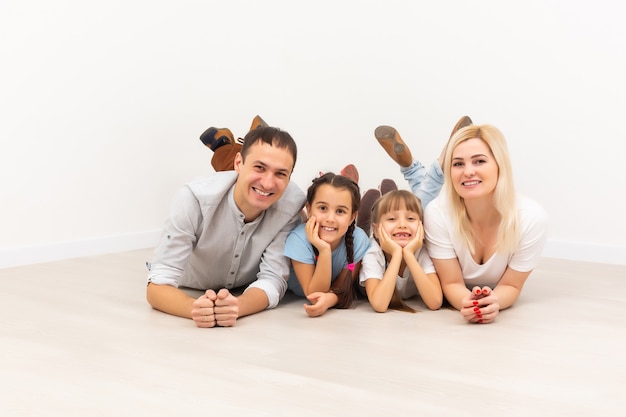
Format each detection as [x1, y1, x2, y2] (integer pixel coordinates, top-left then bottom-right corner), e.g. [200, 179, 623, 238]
[233, 141, 294, 221]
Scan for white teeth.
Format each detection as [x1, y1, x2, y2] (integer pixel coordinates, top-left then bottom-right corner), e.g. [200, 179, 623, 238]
[254, 188, 271, 196]
[463, 180, 480, 186]
[321, 227, 336, 232]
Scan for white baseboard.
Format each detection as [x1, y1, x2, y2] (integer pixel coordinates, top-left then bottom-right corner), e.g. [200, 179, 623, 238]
[542, 239, 626, 266]
[0, 230, 161, 269]
[1, 234, 624, 269]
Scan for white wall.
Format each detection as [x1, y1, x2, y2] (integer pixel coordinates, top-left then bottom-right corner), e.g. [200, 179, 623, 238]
[1, 0, 625, 268]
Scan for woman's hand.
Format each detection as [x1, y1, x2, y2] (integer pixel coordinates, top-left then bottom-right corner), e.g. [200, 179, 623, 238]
[460, 286, 500, 324]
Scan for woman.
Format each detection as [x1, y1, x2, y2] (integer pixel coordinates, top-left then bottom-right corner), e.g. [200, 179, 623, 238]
[424, 124, 548, 324]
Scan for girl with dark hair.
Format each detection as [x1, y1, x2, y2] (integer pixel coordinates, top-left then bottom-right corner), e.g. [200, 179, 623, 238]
[360, 190, 443, 313]
[284, 173, 370, 317]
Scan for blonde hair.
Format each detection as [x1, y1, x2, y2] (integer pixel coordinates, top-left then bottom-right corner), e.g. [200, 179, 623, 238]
[371, 190, 424, 226]
[371, 190, 425, 313]
[441, 124, 519, 254]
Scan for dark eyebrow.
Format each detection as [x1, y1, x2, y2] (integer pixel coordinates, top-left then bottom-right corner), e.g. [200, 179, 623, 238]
[314, 201, 349, 211]
[251, 159, 291, 175]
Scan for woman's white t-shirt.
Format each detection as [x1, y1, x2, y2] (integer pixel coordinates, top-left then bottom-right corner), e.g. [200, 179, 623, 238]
[424, 195, 548, 289]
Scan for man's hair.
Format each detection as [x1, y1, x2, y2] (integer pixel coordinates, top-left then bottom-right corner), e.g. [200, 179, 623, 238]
[240, 126, 298, 170]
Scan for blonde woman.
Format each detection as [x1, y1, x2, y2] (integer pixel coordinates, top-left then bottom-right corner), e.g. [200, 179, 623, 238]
[424, 124, 547, 324]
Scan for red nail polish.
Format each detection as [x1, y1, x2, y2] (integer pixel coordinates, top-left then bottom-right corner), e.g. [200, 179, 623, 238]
[474, 289, 481, 295]
[482, 288, 489, 295]
[477, 314, 482, 319]
[473, 307, 480, 313]
[472, 301, 479, 306]
[478, 319, 483, 323]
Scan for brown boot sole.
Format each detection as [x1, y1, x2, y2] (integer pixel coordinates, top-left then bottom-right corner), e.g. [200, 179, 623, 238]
[375, 125, 413, 167]
[375, 126, 407, 154]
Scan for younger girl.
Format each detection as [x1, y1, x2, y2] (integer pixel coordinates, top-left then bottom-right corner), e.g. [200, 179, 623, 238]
[360, 190, 443, 313]
[284, 173, 370, 317]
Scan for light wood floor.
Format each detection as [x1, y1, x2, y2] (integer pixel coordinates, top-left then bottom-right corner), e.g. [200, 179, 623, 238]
[1, 249, 625, 417]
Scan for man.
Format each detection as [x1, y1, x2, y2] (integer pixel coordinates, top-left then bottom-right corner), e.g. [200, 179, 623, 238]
[146, 125, 305, 328]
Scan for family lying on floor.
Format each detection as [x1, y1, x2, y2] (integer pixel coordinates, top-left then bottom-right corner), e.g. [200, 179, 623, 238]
[145, 115, 548, 327]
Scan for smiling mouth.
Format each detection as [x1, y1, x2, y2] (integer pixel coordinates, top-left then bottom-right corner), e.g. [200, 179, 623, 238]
[320, 226, 337, 232]
[462, 180, 481, 186]
[393, 232, 411, 238]
[253, 187, 273, 197]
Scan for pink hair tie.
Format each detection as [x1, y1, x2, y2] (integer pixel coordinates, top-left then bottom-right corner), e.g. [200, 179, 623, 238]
[346, 263, 355, 271]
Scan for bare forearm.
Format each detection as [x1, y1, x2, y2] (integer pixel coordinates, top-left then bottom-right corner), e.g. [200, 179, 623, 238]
[493, 284, 522, 310]
[146, 283, 195, 319]
[442, 283, 472, 311]
[305, 250, 333, 294]
[367, 277, 397, 313]
[367, 256, 402, 313]
[404, 256, 442, 310]
[237, 287, 270, 318]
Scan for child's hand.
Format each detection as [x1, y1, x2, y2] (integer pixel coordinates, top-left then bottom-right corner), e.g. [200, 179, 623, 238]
[303, 291, 338, 317]
[460, 286, 500, 324]
[403, 220, 424, 256]
[304, 216, 331, 252]
[376, 224, 402, 257]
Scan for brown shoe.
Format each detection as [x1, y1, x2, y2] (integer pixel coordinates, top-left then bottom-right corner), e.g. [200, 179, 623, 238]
[357, 189, 382, 237]
[211, 143, 242, 172]
[449, 115, 472, 139]
[249, 115, 268, 131]
[375, 126, 413, 167]
[379, 178, 398, 195]
[340, 164, 359, 183]
[200, 127, 235, 152]
[439, 116, 473, 167]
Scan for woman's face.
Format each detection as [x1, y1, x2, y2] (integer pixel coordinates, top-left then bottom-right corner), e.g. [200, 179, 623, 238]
[306, 184, 356, 249]
[374, 202, 421, 248]
[450, 138, 499, 200]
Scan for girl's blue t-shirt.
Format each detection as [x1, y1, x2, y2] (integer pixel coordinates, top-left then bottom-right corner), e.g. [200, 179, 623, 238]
[283, 223, 370, 297]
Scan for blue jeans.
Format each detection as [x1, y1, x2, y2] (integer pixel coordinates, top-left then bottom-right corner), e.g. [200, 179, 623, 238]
[400, 159, 444, 209]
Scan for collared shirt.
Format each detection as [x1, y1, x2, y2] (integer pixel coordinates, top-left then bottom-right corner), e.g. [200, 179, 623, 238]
[147, 171, 305, 308]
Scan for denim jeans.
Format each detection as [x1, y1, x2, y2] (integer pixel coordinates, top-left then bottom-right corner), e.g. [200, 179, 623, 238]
[400, 159, 444, 209]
